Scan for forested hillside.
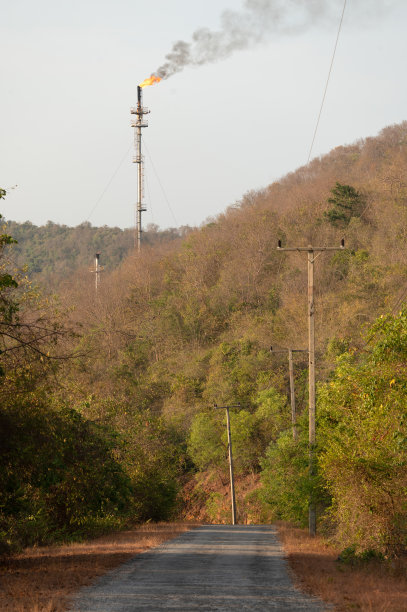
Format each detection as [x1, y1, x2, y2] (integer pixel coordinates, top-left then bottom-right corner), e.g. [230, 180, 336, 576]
[4, 220, 188, 287]
[2, 122, 407, 558]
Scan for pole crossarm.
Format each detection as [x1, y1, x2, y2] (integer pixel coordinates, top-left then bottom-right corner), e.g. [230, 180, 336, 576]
[277, 246, 345, 253]
[270, 348, 307, 353]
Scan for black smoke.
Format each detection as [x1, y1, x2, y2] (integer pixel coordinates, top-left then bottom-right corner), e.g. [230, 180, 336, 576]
[154, 0, 336, 79]
[152, 0, 398, 80]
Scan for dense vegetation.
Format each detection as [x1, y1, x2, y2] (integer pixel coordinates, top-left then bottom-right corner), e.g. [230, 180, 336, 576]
[2, 121, 407, 557]
[5, 220, 188, 287]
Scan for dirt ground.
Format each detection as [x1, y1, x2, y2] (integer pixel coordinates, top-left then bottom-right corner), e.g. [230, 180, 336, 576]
[277, 522, 407, 611]
[0, 523, 193, 611]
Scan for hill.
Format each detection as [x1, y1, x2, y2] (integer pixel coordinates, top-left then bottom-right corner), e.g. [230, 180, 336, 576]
[2, 121, 407, 559]
[4, 219, 189, 287]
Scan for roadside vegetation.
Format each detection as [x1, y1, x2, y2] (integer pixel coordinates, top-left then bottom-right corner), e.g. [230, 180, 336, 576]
[2, 122, 407, 574]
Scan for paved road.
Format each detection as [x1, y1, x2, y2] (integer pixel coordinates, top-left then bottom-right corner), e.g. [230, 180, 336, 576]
[70, 525, 327, 611]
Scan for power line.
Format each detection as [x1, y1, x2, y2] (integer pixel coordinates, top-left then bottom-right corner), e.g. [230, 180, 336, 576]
[143, 138, 178, 227]
[391, 284, 407, 315]
[306, 0, 347, 164]
[85, 145, 132, 222]
[144, 169, 155, 225]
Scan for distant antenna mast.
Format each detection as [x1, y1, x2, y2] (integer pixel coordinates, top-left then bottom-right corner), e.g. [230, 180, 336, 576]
[131, 86, 150, 251]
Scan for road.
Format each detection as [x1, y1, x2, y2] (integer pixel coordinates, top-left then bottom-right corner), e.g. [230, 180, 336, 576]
[69, 525, 327, 611]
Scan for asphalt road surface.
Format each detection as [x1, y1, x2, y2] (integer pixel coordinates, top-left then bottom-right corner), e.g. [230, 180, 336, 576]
[70, 525, 327, 611]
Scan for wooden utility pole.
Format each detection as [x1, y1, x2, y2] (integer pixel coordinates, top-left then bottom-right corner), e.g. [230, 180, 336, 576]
[288, 349, 297, 441]
[270, 346, 307, 441]
[307, 247, 317, 535]
[277, 239, 344, 536]
[214, 404, 240, 525]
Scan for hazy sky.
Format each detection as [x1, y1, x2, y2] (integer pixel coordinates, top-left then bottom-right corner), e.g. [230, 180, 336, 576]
[1, 0, 406, 229]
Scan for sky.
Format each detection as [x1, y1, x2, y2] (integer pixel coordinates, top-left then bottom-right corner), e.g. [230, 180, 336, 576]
[1, 0, 407, 230]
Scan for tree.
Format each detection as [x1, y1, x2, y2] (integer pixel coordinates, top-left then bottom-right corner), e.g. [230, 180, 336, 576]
[318, 308, 407, 556]
[188, 412, 225, 471]
[0, 212, 67, 394]
[324, 182, 365, 227]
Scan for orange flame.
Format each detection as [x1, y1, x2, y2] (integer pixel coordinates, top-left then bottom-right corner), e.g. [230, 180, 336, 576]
[139, 75, 161, 88]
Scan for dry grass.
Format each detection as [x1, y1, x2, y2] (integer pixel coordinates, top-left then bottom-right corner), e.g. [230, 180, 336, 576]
[0, 522, 195, 611]
[277, 521, 407, 611]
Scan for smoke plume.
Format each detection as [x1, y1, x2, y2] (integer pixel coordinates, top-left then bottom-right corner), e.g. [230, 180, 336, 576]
[154, 0, 340, 80]
[153, 0, 398, 80]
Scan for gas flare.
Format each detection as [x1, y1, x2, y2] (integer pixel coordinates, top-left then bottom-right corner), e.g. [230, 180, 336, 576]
[139, 75, 161, 88]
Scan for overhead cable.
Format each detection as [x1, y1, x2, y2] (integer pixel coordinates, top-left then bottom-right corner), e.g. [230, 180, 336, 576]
[307, 0, 347, 164]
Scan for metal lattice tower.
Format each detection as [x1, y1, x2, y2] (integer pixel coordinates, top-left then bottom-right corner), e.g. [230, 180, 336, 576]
[130, 86, 150, 251]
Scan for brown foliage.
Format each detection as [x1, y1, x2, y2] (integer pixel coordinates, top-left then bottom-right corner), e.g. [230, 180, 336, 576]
[277, 522, 407, 611]
[50, 122, 407, 449]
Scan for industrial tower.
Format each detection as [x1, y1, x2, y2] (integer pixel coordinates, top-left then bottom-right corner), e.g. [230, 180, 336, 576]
[130, 86, 150, 251]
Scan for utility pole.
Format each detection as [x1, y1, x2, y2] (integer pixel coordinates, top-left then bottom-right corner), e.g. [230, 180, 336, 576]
[270, 346, 307, 441]
[214, 404, 241, 525]
[90, 252, 104, 294]
[288, 349, 296, 440]
[277, 239, 344, 536]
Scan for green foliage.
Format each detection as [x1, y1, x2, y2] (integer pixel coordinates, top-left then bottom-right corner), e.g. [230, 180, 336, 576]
[0, 212, 19, 334]
[259, 407, 329, 527]
[4, 219, 185, 286]
[259, 308, 407, 553]
[260, 429, 310, 525]
[227, 409, 258, 472]
[324, 182, 365, 227]
[79, 395, 185, 523]
[318, 308, 407, 556]
[338, 545, 384, 564]
[254, 388, 290, 443]
[202, 340, 271, 407]
[0, 206, 135, 551]
[188, 387, 289, 478]
[121, 413, 185, 522]
[188, 412, 225, 471]
[368, 309, 407, 362]
[0, 397, 132, 550]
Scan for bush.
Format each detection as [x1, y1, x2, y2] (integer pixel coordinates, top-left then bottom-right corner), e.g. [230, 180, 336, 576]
[260, 421, 328, 526]
[0, 398, 132, 550]
[318, 309, 407, 556]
